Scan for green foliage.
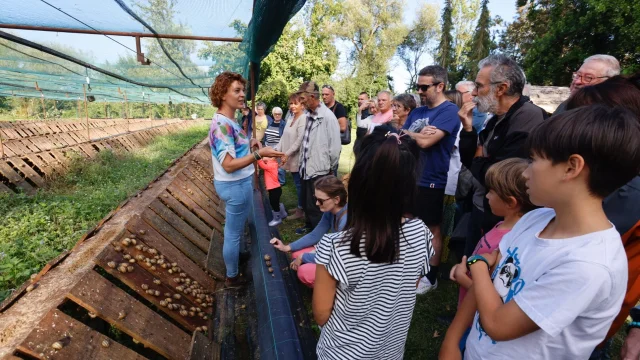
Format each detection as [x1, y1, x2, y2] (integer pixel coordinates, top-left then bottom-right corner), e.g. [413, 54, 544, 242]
[198, 20, 248, 76]
[0, 124, 209, 301]
[397, 2, 441, 90]
[499, 0, 640, 86]
[436, 1, 455, 78]
[465, 0, 493, 77]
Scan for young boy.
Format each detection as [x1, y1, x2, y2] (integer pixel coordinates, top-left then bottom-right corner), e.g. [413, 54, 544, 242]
[440, 105, 640, 359]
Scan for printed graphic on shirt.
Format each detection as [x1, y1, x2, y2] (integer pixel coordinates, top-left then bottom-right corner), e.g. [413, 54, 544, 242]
[475, 246, 526, 344]
[209, 116, 249, 162]
[408, 117, 429, 133]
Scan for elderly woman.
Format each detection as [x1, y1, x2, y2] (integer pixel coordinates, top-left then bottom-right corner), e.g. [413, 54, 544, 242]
[390, 93, 417, 130]
[275, 93, 307, 220]
[265, 106, 287, 187]
[208, 72, 283, 287]
[254, 102, 272, 143]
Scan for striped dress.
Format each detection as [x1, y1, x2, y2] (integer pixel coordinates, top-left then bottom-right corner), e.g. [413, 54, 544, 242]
[315, 218, 434, 359]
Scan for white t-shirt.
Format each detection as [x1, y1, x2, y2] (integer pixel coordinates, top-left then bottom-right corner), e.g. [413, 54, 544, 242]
[445, 128, 462, 196]
[315, 219, 434, 360]
[465, 208, 627, 360]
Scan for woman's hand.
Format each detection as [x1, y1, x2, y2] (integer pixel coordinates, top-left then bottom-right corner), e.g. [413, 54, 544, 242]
[250, 138, 262, 150]
[258, 147, 284, 158]
[280, 154, 288, 166]
[290, 256, 303, 271]
[270, 238, 291, 252]
[458, 102, 475, 132]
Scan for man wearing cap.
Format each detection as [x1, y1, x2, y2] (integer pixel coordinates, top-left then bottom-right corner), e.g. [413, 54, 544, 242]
[295, 81, 341, 233]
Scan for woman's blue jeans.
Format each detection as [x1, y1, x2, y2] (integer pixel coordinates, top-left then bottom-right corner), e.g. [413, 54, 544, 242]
[292, 171, 302, 208]
[214, 176, 254, 278]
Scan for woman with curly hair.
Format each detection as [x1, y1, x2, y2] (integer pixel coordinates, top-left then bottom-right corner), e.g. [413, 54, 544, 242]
[208, 71, 283, 287]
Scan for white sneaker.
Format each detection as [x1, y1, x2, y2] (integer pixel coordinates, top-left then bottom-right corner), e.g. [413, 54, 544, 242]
[416, 276, 438, 295]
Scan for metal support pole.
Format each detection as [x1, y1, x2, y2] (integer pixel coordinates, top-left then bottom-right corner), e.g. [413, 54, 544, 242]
[40, 94, 46, 119]
[83, 84, 90, 141]
[250, 62, 258, 183]
[123, 91, 129, 132]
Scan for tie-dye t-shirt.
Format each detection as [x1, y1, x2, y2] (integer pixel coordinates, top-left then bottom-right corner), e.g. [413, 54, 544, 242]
[209, 113, 254, 181]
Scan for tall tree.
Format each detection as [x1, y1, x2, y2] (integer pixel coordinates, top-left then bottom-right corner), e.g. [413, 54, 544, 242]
[397, 2, 441, 90]
[466, 0, 492, 77]
[197, 20, 247, 76]
[436, 0, 455, 70]
[502, 0, 640, 86]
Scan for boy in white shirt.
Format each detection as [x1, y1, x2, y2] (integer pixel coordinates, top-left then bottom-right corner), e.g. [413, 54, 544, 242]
[440, 105, 640, 359]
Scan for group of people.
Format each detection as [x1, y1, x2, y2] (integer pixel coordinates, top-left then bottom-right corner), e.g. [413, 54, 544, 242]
[207, 51, 640, 359]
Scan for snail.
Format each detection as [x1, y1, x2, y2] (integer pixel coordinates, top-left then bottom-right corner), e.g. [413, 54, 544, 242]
[121, 238, 131, 247]
[101, 339, 110, 348]
[51, 341, 63, 350]
[153, 279, 161, 285]
[265, 261, 272, 267]
[264, 255, 271, 261]
[118, 311, 126, 320]
[141, 284, 149, 290]
[268, 267, 274, 273]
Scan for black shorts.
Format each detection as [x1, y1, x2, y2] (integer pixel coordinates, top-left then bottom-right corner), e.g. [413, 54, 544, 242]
[415, 186, 445, 226]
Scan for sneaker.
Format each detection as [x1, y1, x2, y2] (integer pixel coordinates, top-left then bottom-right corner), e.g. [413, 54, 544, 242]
[224, 274, 247, 288]
[416, 276, 438, 295]
[295, 227, 310, 235]
[287, 208, 304, 221]
[278, 203, 288, 220]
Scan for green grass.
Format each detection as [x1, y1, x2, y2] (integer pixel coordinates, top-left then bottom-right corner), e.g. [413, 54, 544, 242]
[0, 123, 209, 301]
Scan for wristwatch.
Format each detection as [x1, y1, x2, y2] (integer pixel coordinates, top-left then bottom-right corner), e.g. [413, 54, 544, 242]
[466, 255, 489, 272]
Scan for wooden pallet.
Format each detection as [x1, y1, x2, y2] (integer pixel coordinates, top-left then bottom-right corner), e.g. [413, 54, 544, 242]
[0, 121, 206, 194]
[0, 141, 231, 360]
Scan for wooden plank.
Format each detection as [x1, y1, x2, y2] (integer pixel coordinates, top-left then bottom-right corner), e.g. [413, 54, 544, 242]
[124, 216, 216, 291]
[141, 210, 206, 266]
[189, 331, 220, 360]
[180, 169, 218, 204]
[172, 177, 223, 225]
[68, 271, 191, 360]
[95, 246, 209, 331]
[78, 143, 98, 157]
[166, 183, 222, 232]
[0, 161, 35, 194]
[6, 157, 46, 187]
[4, 140, 31, 156]
[148, 199, 210, 253]
[159, 191, 213, 239]
[17, 309, 147, 360]
[49, 150, 69, 168]
[0, 181, 12, 193]
[205, 229, 226, 280]
[25, 154, 55, 177]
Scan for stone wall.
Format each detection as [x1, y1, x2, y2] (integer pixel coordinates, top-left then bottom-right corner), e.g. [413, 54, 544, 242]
[527, 85, 571, 114]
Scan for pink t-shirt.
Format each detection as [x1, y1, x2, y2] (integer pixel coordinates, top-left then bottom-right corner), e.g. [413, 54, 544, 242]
[257, 159, 280, 190]
[371, 109, 393, 124]
[458, 222, 510, 307]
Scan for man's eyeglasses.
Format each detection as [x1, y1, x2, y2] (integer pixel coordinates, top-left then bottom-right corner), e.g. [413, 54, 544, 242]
[572, 72, 608, 84]
[313, 195, 332, 205]
[415, 82, 441, 92]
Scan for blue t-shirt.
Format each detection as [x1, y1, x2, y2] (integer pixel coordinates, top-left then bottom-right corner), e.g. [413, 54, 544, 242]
[403, 101, 460, 189]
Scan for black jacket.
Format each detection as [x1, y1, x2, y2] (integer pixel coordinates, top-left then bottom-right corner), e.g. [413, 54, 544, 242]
[460, 96, 548, 187]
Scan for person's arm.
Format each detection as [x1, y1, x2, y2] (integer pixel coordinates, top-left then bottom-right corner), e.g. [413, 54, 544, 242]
[459, 130, 478, 169]
[440, 285, 479, 360]
[337, 117, 347, 133]
[450, 258, 473, 290]
[405, 129, 447, 149]
[289, 212, 332, 252]
[221, 147, 283, 174]
[469, 252, 539, 341]
[327, 114, 341, 169]
[301, 252, 316, 264]
[313, 264, 337, 326]
[470, 131, 529, 186]
[622, 306, 640, 359]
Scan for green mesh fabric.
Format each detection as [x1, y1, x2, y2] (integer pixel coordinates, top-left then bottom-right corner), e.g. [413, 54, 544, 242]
[0, 0, 305, 105]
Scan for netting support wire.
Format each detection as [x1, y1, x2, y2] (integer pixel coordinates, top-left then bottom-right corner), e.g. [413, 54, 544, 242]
[0, 24, 242, 42]
[0, 30, 204, 102]
[83, 84, 90, 141]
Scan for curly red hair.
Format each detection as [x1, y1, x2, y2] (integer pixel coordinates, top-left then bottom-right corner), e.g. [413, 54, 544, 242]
[209, 71, 247, 108]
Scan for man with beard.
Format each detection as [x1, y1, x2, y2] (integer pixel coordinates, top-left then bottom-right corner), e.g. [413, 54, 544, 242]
[402, 65, 461, 294]
[458, 54, 547, 257]
[553, 54, 620, 115]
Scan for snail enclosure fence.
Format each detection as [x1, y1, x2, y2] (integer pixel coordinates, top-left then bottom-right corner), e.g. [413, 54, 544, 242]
[0, 139, 317, 360]
[0, 118, 207, 194]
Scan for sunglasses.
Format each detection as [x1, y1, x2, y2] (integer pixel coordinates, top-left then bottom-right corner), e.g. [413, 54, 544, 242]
[322, 85, 334, 91]
[313, 195, 333, 205]
[415, 82, 441, 92]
